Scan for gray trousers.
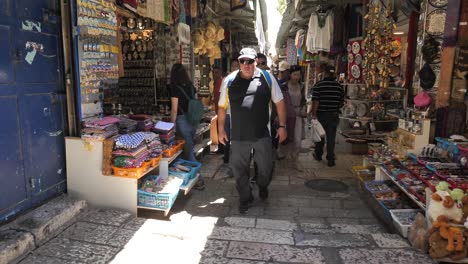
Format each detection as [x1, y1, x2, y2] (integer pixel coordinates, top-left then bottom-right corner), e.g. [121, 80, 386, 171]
[231, 137, 273, 203]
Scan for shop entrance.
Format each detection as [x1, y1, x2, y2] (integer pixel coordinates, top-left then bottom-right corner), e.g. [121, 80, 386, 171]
[0, 0, 67, 222]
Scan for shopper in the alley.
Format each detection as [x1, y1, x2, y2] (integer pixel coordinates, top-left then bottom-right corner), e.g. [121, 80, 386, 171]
[309, 63, 344, 167]
[217, 48, 287, 214]
[170, 63, 205, 190]
[277, 60, 290, 86]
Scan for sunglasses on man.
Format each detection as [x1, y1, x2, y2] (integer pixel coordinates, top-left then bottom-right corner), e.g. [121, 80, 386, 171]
[238, 58, 255, 65]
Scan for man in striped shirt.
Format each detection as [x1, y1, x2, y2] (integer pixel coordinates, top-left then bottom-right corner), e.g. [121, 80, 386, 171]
[309, 64, 344, 167]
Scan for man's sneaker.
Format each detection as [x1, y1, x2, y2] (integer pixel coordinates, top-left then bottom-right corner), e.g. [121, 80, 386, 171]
[259, 188, 269, 200]
[328, 160, 336, 167]
[239, 196, 254, 214]
[313, 153, 322, 161]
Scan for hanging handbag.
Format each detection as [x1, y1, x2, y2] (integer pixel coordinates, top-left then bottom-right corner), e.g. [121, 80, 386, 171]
[414, 91, 432, 108]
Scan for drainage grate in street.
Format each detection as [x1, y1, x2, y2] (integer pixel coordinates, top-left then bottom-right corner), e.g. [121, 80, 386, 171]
[299, 148, 312, 153]
[305, 179, 349, 192]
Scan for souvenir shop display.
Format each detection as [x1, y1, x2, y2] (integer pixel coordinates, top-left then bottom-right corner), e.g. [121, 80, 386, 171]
[77, 0, 120, 118]
[362, 2, 396, 90]
[104, 15, 167, 115]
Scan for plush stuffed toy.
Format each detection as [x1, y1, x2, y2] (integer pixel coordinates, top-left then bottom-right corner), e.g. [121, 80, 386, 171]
[408, 213, 429, 252]
[429, 231, 450, 258]
[428, 192, 464, 223]
[462, 196, 468, 220]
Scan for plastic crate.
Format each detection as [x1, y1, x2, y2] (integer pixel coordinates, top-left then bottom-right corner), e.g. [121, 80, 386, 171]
[172, 159, 201, 180]
[137, 175, 179, 209]
[169, 170, 191, 185]
[163, 145, 177, 158]
[390, 209, 424, 238]
[176, 139, 186, 151]
[112, 166, 145, 178]
[151, 156, 162, 167]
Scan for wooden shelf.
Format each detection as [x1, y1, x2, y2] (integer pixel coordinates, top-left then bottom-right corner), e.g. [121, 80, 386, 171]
[194, 139, 212, 156]
[340, 116, 399, 123]
[345, 98, 404, 103]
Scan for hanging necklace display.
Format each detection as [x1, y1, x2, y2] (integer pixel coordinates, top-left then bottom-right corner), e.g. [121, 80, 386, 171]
[362, 2, 396, 91]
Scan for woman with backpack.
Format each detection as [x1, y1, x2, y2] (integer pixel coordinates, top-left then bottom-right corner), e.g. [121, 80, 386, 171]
[170, 63, 205, 189]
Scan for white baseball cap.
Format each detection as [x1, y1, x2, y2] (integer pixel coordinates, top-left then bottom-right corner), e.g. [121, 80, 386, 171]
[278, 61, 290, 72]
[238, 48, 257, 60]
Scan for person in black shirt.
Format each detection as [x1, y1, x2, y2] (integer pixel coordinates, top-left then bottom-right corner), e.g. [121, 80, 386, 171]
[170, 63, 205, 189]
[218, 48, 287, 214]
[309, 64, 344, 167]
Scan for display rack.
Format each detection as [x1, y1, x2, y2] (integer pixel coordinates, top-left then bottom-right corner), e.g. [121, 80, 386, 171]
[66, 138, 189, 216]
[379, 166, 426, 210]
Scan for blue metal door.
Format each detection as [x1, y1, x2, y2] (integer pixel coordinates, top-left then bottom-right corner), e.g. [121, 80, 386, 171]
[0, 0, 66, 222]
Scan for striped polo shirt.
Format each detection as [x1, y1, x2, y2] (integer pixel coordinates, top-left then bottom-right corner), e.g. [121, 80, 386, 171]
[311, 77, 344, 112]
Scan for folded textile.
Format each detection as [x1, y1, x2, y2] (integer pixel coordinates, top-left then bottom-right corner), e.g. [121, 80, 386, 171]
[115, 132, 147, 149]
[112, 144, 148, 157]
[85, 116, 120, 127]
[154, 121, 174, 132]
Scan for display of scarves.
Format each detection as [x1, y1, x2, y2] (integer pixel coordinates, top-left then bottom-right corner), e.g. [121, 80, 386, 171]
[112, 143, 148, 157]
[286, 38, 298, 66]
[147, 0, 171, 24]
[295, 29, 305, 61]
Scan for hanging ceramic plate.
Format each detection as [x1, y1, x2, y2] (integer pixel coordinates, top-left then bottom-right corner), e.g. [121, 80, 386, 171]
[123, 32, 130, 41]
[394, 57, 401, 66]
[127, 18, 136, 29]
[132, 50, 139, 60]
[347, 44, 352, 53]
[352, 41, 361, 54]
[429, 0, 448, 8]
[390, 65, 400, 77]
[355, 54, 362, 65]
[343, 103, 356, 117]
[127, 53, 132, 61]
[351, 65, 361, 79]
[426, 9, 446, 37]
[348, 53, 354, 63]
[356, 103, 368, 117]
[348, 85, 359, 99]
[122, 43, 129, 53]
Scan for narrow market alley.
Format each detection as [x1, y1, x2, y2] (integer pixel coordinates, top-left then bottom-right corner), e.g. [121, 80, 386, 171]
[16, 148, 434, 264]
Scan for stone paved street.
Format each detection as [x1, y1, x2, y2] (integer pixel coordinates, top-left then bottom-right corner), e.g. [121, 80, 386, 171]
[17, 149, 435, 264]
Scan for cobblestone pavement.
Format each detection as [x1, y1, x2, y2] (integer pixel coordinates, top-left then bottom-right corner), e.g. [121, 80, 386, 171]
[18, 150, 435, 264]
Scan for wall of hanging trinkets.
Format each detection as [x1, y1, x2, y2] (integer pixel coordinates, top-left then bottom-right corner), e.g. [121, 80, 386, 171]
[77, 0, 119, 119]
[362, 1, 397, 91]
[103, 14, 172, 115]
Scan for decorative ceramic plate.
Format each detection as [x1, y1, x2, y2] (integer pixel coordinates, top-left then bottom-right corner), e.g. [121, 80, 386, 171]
[347, 44, 352, 53]
[355, 54, 362, 65]
[429, 0, 448, 8]
[426, 9, 446, 36]
[390, 65, 400, 77]
[356, 103, 368, 117]
[348, 53, 354, 63]
[127, 18, 136, 29]
[348, 85, 359, 99]
[352, 41, 361, 54]
[351, 65, 361, 79]
[393, 57, 401, 66]
[343, 103, 356, 117]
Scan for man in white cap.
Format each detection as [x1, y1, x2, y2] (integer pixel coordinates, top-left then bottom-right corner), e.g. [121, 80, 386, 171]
[277, 61, 290, 86]
[218, 47, 287, 214]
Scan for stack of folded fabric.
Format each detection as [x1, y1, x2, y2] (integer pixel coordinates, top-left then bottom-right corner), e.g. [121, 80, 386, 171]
[81, 116, 120, 141]
[129, 114, 154, 132]
[112, 132, 150, 168]
[142, 132, 163, 158]
[118, 118, 138, 134]
[153, 121, 175, 146]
